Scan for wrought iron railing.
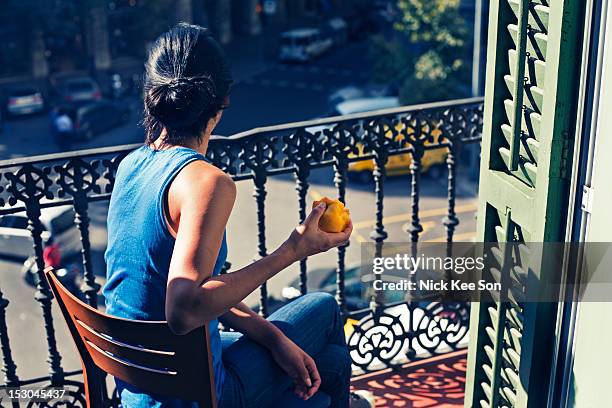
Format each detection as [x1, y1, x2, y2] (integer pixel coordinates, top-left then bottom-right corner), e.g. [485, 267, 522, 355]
[0, 97, 483, 405]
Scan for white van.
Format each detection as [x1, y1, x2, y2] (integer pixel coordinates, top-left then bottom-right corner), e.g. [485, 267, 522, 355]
[279, 28, 333, 62]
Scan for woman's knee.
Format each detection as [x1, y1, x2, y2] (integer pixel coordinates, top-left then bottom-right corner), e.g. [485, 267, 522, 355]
[270, 292, 343, 348]
[303, 292, 339, 315]
[303, 292, 343, 340]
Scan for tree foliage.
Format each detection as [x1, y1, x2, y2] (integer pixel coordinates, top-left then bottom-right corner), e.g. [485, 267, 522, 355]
[371, 0, 470, 104]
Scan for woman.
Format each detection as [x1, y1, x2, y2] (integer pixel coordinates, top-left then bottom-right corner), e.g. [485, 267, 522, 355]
[104, 23, 363, 408]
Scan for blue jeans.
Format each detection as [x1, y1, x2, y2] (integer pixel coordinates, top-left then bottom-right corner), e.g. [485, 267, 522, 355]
[219, 292, 351, 408]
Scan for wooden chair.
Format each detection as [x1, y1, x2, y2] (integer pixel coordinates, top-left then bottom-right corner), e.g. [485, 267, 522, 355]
[45, 267, 217, 408]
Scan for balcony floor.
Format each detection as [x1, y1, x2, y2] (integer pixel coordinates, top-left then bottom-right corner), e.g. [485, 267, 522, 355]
[350, 350, 467, 408]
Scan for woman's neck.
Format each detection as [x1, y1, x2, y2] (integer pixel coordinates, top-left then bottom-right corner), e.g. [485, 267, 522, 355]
[151, 130, 210, 155]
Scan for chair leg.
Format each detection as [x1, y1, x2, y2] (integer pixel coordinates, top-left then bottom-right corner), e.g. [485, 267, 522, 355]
[82, 362, 106, 408]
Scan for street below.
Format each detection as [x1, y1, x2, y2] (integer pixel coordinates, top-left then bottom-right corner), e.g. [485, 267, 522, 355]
[0, 41, 374, 160]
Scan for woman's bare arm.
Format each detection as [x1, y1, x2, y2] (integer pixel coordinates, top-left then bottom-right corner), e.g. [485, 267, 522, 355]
[165, 161, 351, 335]
[219, 302, 285, 344]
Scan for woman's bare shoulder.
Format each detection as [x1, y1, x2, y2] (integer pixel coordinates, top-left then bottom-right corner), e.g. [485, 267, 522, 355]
[171, 159, 236, 202]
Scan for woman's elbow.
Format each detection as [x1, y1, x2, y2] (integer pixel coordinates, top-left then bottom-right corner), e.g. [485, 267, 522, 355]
[167, 307, 217, 335]
[166, 285, 200, 335]
[167, 308, 194, 335]
[166, 287, 217, 334]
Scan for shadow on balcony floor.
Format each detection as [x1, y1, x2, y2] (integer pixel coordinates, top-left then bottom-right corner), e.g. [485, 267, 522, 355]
[350, 350, 467, 408]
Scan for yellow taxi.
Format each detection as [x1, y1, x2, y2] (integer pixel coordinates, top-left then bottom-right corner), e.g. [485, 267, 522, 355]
[329, 97, 448, 183]
[348, 123, 448, 182]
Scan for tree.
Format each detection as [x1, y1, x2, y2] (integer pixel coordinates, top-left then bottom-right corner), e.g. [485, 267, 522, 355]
[370, 0, 469, 104]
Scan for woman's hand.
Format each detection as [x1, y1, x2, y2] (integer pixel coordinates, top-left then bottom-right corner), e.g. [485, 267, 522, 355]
[269, 335, 321, 400]
[285, 202, 353, 261]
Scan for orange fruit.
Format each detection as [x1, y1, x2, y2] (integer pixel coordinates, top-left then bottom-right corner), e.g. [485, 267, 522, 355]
[312, 197, 351, 233]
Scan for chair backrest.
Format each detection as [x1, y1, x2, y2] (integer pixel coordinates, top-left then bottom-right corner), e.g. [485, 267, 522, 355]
[44, 268, 216, 408]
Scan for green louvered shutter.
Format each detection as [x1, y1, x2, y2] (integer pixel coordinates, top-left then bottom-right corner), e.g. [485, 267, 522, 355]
[464, 0, 584, 407]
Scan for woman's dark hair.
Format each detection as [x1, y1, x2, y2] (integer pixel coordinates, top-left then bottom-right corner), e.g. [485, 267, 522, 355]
[143, 23, 233, 146]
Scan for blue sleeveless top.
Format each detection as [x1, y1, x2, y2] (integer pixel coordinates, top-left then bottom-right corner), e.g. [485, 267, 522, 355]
[104, 145, 227, 407]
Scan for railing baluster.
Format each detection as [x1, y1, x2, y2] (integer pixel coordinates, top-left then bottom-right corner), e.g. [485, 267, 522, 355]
[55, 159, 102, 307]
[409, 163, 422, 243]
[74, 201, 100, 306]
[242, 137, 274, 317]
[444, 131, 459, 288]
[27, 209, 64, 385]
[253, 172, 269, 317]
[406, 117, 424, 243]
[369, 119, 389, 316]
[404, 116, 425, 301]
[55, 158, 100, 307]
[28, 205, 65, 385]
[295, 167, 310, 295]
[0, 287, 20, 391]
[0, 172, 18, 402]
[334, 163, 347, 315]
[284, 128, 316, 296]
[328, 124, 352, 315]
[443, 123, 459, 245]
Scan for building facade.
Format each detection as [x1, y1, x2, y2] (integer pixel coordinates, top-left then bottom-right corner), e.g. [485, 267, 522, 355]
[0, 0, 356, 85]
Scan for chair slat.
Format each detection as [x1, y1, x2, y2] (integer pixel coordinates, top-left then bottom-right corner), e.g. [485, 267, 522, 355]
[82, 340, 200, 399]
[51, 279, 179, 349]
[74, 318, 179, 371]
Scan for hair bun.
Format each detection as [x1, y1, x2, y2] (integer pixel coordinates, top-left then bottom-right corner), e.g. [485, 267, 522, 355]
[147, 75, 219, 130]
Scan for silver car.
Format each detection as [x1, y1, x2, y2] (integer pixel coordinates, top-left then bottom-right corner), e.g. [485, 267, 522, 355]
[58, 78, 102, 103]
[0, 206, 82, 282]
[6, 87, 45, 116]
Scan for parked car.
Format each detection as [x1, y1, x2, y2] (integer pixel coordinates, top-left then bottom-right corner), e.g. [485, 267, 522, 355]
[0, 206, 81, 260]
[328, 97, 448, 182]
[5, 86, 45, 116]
[0, 206, 82, 290]
[51, 100, 130, 143]
[56, 77, 102, 103]
[279, 28, 333, 62]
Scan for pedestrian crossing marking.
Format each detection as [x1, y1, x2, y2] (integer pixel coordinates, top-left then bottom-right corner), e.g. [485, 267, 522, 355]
[351, 203, 478, 230]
